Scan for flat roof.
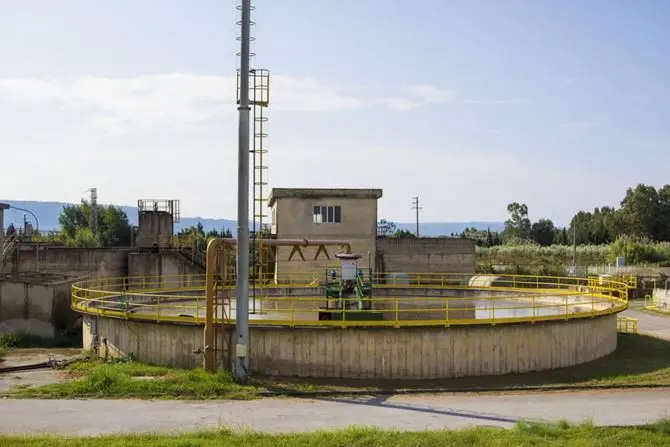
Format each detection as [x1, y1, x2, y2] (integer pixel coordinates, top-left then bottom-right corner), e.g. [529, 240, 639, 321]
[268, 188, 383, 207]
[0, 203, 9, 210]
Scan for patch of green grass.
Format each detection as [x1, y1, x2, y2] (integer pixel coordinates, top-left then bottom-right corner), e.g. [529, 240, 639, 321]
[13, 356, 256, 399]
[2, 420, 670, 446]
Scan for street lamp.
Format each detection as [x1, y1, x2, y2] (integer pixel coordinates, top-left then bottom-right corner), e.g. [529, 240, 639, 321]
[8, 205, 40, 272]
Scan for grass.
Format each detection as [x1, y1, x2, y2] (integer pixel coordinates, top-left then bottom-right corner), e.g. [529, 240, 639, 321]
[12, 356, 256, 399]
[8, 333, 670, 399]
[2, 420, 670, 446]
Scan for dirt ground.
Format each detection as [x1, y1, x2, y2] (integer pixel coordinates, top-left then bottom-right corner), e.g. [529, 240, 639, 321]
[0, 348, 83, 393]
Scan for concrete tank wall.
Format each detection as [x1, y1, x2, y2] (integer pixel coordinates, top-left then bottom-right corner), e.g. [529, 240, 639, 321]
[0, 274, 82, 337]
[5, 247, 129, 278]
[376, 237, 476, 274]
[81, 312, 618, 379]
[128, 252, 203, 279]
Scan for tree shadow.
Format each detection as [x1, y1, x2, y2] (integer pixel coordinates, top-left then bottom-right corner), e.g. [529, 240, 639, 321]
[254, 334, 670, 394]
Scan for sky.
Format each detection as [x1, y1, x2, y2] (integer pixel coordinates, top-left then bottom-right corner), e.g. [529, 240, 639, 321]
[1, 0, 669, 226]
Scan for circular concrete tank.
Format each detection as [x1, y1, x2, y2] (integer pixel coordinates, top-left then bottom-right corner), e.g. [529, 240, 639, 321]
[73, 273, 628, 379]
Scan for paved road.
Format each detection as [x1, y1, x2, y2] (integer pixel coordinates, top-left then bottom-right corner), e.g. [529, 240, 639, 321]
[1, 389, 669, 436]
[622, 308, 670, 340]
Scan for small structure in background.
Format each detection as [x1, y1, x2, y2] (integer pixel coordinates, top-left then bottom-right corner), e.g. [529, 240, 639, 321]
[268, 188, 383, 279]
[135, 199, 180, 249]
[0, 202, 9, 266]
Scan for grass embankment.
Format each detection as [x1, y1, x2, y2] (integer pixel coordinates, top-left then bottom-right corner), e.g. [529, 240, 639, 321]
[476, 241, 670, 272]
[2, 421, 670, 446]
[8, 333, 670, 399]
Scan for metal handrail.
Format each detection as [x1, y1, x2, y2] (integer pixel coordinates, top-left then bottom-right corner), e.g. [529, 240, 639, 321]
[71, 272, 629, 328]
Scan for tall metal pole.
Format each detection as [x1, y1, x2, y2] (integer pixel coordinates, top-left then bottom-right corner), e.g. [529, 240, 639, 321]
[235, 0, 252, 383]
[572, 221, 577, 273]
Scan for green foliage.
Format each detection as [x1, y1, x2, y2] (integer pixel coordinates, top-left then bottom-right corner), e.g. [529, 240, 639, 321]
[606, 236, 670, 265]
[58, 200, 131, 247]
[504, 202, 531, 241]
[15, 357, 255, 399]
[478, 244, 609, 267]
[376, 219, 417, 238]
[3, 421, 670, 446]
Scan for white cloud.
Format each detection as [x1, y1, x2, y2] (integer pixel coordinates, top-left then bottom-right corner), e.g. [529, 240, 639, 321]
[384, 84, 456, 111]
[0, 74, 527, 133]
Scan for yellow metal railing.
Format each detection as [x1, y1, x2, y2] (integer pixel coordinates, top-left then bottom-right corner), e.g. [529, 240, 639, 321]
[617, 317, 639, 334]
[71, 272, 629, 328]
[644, 294, 670, 313]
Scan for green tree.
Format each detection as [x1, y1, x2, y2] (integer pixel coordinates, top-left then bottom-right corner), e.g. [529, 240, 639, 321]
[377, 219, 397, 237]
[530, 218, 555, 246]
[394, 229, 416, 238]
[58, 200, 131, 247]
[504, 202, 531, 242]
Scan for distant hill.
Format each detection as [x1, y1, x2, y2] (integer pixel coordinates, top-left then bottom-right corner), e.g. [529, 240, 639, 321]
[0, 200, 504, 236]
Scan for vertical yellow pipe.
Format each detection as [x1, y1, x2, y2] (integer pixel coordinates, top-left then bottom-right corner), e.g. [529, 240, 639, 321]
[204, 238, 220, 372]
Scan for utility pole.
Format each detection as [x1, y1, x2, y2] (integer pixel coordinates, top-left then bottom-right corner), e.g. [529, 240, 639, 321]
[235, 0, 252, 383]
[411, 196, 421, 237]
[89, 188, 98, 238]
[572, 222, 577, 274]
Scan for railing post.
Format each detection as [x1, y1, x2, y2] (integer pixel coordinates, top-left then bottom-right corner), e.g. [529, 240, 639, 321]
[491, 298, 495, 325]
[444, 298, 449, 327]
[290, 300, 295, 327]
[394, 299, 399, 328]
[532, 295, 536, 321]
[565, 295, 569, 319]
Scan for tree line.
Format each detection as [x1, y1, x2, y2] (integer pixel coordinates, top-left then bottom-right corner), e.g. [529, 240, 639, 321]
[465, 183, 670, 247]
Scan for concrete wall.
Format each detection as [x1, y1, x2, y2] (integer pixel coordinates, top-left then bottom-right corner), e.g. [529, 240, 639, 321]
[376, 237, 476, 274]
[0, 274, 82, 337]
[81, 312, 618, 378]
[128, 252, 203, 279]
[5, 247, 130, 278]
[136, 212, 174, 249]
[272, 194, 379, 279]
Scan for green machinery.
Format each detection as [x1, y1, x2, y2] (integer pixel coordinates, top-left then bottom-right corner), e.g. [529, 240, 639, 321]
[318, 253, 385, 321]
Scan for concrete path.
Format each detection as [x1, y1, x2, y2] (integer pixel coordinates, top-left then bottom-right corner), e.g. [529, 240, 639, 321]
[1, 389, 670, 436]
[622, 308, 670, 340]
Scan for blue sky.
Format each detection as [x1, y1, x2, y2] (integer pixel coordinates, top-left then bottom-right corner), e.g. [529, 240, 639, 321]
[1, 0, 669, 226]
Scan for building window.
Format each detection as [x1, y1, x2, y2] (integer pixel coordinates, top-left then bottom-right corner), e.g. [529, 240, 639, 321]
[313, 205, 341, 224]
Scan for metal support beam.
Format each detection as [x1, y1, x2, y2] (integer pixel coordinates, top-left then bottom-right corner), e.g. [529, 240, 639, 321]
[235, 0, 253, 383]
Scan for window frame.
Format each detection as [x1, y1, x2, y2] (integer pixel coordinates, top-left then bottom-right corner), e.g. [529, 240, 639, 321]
[313, 204, 342, 224]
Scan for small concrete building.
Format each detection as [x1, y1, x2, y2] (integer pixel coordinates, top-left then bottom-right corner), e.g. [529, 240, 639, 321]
[268, 188, 383, 279]
[135, 199, 180, 249]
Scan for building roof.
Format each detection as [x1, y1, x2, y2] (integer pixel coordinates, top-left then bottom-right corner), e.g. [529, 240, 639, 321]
[0, 203, 9, 210]
[268, 188, 383, 207]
